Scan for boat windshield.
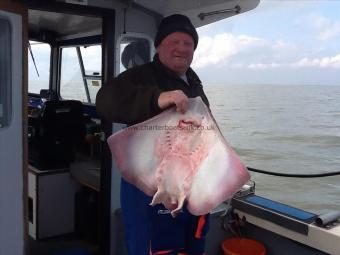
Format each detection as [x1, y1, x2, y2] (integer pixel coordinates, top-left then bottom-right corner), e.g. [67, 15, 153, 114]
[60, 44, 102, 104]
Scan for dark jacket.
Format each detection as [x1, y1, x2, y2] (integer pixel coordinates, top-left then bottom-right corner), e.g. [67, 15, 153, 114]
[96, 55, 209, 125]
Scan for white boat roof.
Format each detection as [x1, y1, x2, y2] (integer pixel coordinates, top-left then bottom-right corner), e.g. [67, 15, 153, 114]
[133, 0, 260, 27]
[27, 0, 260, 40]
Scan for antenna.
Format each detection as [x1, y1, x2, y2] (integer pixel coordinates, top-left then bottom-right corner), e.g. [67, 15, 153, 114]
[28, 41, 40, 77]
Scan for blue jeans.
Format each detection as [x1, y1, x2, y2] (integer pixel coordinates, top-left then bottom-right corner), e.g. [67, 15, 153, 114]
[120, 179, 209, 255]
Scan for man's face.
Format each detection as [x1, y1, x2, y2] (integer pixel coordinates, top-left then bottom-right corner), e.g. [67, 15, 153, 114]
[156, 32, 195, 76]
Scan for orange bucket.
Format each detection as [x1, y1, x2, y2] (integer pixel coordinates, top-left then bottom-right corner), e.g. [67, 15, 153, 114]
[222, 237, 266, 255]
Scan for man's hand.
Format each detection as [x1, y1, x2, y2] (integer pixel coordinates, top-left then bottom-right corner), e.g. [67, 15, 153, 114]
[158, 90, 188, 113]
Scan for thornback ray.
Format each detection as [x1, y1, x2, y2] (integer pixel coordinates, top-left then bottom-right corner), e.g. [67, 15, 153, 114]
[107, 97, 250, 216]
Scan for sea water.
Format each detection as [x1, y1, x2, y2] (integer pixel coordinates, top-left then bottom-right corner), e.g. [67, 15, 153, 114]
[204, 84, 340, 214]
[29, 82, 340, 214]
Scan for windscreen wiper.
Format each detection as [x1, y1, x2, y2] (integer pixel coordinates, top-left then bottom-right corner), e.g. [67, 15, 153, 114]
[28, 41, 40, 77]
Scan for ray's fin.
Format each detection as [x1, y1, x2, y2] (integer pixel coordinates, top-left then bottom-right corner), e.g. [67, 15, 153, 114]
[150, 188, 166, 206]
[170, 195, 186, 218]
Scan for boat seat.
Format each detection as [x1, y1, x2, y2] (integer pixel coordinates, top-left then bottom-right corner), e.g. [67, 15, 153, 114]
[28, 100, 86, 170]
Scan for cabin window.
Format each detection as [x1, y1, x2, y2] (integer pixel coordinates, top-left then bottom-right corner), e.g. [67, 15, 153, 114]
[60, 45, 102, 104]
[0, 18, 11, 128]
[28, 41, 51, 94]
[118, 36, 152, 73]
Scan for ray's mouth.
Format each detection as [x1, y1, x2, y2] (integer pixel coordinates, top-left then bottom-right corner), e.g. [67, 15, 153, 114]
[178, 117, 202, 129]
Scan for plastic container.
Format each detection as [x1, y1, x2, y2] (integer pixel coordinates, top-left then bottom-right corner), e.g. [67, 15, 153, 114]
[222, 237, 266, 255]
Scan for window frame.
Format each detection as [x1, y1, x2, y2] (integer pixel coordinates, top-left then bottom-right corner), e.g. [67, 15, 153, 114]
[0, 16, 12, 128]
[115, 32, 154, 75]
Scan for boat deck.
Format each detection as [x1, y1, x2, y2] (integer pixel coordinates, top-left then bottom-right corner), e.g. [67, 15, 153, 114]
[29, 234, 98, 255]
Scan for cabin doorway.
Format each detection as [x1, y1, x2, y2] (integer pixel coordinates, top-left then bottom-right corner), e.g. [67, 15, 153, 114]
[25, 2, 115, 255]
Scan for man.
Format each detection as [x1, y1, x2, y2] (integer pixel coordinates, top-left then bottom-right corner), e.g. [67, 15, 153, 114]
[96, 14, 210, 255]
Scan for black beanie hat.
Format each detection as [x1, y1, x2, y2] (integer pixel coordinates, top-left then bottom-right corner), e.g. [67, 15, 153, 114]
[154, 14, 198, 49]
